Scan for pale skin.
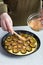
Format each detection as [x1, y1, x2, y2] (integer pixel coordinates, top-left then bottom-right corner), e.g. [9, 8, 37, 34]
[0, 13, 14, 34]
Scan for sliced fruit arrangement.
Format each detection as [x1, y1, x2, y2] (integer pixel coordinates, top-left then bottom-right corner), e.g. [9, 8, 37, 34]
[4, 33, 37, 55]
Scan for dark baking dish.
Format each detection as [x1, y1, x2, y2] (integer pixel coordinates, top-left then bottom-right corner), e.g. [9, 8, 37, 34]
[1, 30, 40, 56]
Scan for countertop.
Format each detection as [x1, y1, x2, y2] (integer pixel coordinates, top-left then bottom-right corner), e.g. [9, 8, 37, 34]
[0, 26, 43, 65]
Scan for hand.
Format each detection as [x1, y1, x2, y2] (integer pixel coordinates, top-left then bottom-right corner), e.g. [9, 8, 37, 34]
[0, 13, 14, 34]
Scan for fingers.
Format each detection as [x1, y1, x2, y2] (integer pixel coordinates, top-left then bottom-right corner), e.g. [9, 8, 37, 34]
[5, 13, 13, 26]
[0, 13, 14, 34]
[5, 18, 14, 34]
[1, 19, 7, 31]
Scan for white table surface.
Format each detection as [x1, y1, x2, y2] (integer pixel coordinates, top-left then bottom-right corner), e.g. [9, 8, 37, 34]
[0, 26, 43, 65]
